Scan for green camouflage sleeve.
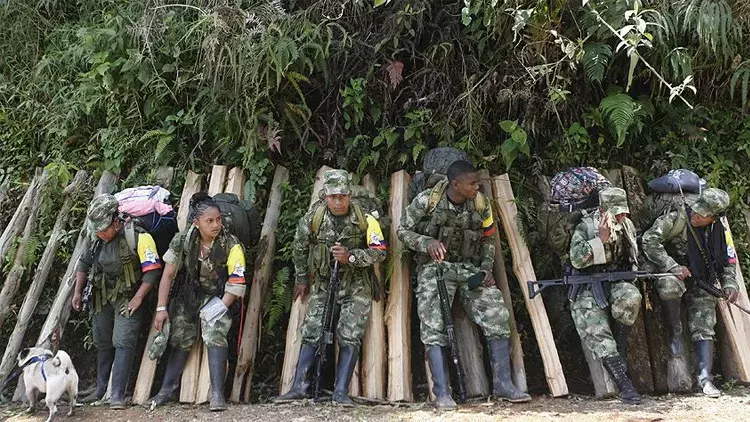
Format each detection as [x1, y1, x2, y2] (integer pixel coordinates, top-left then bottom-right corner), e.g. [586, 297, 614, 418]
[569, 218, 607, 269]
[722, 263, 739, 291]
[293, 210, 315, 285]
[642, 211, 681, 272]
[397, 191, 434, 253]
[478, 201, 496, 273]
[349, 213, 387, 267]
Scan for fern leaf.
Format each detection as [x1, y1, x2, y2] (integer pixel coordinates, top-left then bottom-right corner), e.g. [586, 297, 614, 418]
[582, 43, 612, 83]
[599, 93, 638, 147]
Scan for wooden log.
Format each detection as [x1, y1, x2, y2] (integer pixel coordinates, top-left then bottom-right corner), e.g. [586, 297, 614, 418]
[230, 166, 288, 402]
[452, 295, 490, 397]
[491, 174, 568, 397]
[360, 175, 386, 400]
[716, 218, 750, 382]
[618, 166, 656, 394]
[280, 166, 332, 394]
[0, 169, 47, 328]
[385, 170, 413, 402]
[132, 168, 182, 405]
[0, 170, 41, 268]
[479, 170, 527, 392]
[182, 166, 226, 403]
[0, 170, 87, 384]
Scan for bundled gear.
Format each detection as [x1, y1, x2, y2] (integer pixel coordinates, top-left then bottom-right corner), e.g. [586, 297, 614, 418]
[211, 193, 262, 249]
[648, 169, 707, 194]
[408, 147, 471, 201]
[538, 167, 612, 262]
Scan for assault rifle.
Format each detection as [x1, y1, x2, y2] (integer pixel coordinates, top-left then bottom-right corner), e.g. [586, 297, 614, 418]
[436, 265, 467, 402]
[314, 259, 341, 400]
[81, 280, 93, 313]
[527, 271, 673, 309]
[695, 277, 750, 316]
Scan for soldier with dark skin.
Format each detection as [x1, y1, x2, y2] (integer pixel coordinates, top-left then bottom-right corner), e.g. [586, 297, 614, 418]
[275, 169, 386, 405]
[642, 188, 738, 398]
[71, 194, 163, 409]
[398, 160, 530, 410]
[149, 193, 247, 411]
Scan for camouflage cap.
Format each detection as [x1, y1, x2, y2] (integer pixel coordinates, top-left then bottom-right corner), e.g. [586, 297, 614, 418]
[86, 194, 119, 233]
[692, 188, 730, 218]
[323, 169, 351, 196]
[148, 320, 170, 361]
[599, 187, 630, 215]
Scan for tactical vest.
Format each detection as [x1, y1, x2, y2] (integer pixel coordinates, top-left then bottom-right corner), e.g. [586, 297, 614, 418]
[90, 233, 140, 312]
[415, 181, 487, 266]
[307, 207, 369, 288]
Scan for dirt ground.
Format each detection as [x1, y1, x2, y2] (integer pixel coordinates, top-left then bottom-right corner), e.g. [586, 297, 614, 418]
[3, 388, 750, 422]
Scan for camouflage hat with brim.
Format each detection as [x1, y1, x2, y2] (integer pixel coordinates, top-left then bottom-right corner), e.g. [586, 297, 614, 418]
[323, 169, 351, 196]
[599, 187, 630, 215]
[692, 188, 730, 218]
[86, 194, 119, 233]
[148, 320, 170, 361]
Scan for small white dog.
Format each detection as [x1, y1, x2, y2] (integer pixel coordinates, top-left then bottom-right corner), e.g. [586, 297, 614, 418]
[16, 347, 78, 422]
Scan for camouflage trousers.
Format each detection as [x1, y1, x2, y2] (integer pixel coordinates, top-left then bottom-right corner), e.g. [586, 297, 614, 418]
[93, 299, 145, 351]
[170, 296, 232, 351]
[643, 260, 718, 341]
[570, 281, 642, 359]
[416, 261, 510, 347]
[301, 279, 372, 348]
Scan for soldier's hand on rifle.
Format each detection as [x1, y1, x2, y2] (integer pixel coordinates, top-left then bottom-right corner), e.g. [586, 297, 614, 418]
[427, 239, 446, 262]
[71, 292, 82, 312]
[482, 271, 496, 288]
[154, 309, 169, 331]
[724, 287, 739, 303]
[293, 283, 310, 302]
[671, 265, 692, 281]
[598, 216, 610, 243]
[331, 243, 350, 264]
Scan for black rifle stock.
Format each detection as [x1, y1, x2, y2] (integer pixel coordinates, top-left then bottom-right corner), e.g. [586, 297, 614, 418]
[314, 259, 340, 400]
[695, 277, 750, 315]
[527, 271, 674, 308]
[436, 264, 467, 402]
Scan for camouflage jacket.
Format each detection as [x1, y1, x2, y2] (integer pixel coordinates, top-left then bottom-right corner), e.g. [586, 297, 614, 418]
[569, 211, 638, 271]
[293, 205, 386, 286]
[642, 210, 738, 290]
[397, 189, 496, 272]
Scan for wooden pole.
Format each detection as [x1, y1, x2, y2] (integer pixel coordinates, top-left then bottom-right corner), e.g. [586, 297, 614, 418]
[131, 168, 182, 405]
[491, 174, 568, 397]
[385, 170, 413, 402]
[279, 166, 331, 394]
[0, 170, 41, 268]
[360, 175, 386, 400]
[182, 165, 227, 403]
[0, 170, 87, 384]
[478, 169, 527, 392]
[0, 169, 47, 328]
[230, 166, 288, 402]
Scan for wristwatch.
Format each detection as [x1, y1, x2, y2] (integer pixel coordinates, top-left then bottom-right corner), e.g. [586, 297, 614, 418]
[348, 253, 356, 263]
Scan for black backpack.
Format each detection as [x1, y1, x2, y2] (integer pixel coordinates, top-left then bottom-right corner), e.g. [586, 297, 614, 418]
[212, 193, 262, 248]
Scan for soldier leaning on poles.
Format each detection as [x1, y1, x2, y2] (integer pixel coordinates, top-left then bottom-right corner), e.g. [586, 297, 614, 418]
[397, 160, 530, 410]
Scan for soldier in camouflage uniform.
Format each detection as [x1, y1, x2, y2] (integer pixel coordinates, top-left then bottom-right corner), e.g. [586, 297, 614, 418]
[398, 160, 530, 409]
[71, 194, 164, 409]
[568, 187, 641, 404]
[275, 169, 386, 405]
[150, 193, 247, 411]
[642, 187, 738, 398]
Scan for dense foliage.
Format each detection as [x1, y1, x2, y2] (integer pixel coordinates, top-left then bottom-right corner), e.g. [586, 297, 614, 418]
[2, 0, 750, 396]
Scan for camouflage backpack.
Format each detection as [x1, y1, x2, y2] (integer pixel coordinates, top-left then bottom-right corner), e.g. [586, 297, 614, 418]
[408, 147, 471, 201]
[539, 167, 611, 261]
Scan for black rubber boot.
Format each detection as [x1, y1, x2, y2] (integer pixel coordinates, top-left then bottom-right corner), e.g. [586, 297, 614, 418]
[208, 347, 229, 411]
[603, 355, 641, 404]
[425, 346, 457, 410]
[663, 299, 687, 357]
[109, 348, 136, 409]
[487, 338, 531, 403]
[614, 322, 632, 365]
[274, 344, 317, 402]
[332, 346, 359, 406]
[82, 348, 115, 403]
[694, 340, 721, 398]
[149, 348, 190, 408]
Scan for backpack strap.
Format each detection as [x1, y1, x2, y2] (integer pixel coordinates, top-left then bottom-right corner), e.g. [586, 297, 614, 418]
[352, 202, 367, 232]
[427, 179, 449, 214]
[310, 203, 327, 236]
[121, 220, 141, 259]
[474, 192, 487, 213]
